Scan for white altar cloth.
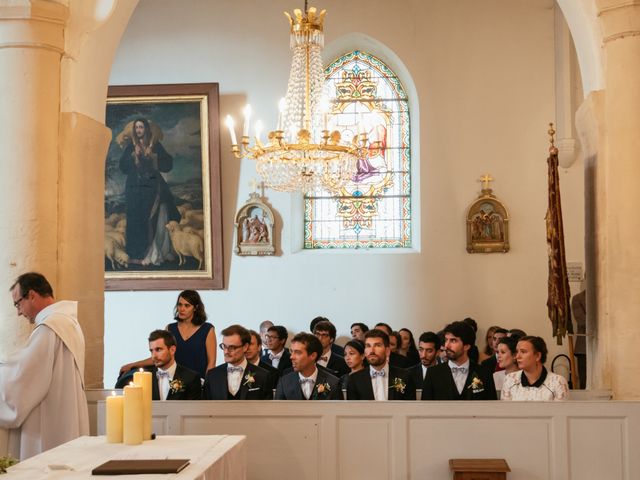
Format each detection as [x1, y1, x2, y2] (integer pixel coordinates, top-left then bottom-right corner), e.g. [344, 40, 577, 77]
[3, 435, 246, 479]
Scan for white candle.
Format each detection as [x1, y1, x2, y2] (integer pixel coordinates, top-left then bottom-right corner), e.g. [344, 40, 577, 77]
[225, 115, 237, 145]
[123, 383, 143, 445]
[277, 98, 286, 131]
[254, 120, 263, 143]
[242, 104, 252, 137]
[133, 369, 152, 440]
[106, 391, 123, 443]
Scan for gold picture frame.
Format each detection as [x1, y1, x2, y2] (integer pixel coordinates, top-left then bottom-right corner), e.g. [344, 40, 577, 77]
[104, 83, 223, 290]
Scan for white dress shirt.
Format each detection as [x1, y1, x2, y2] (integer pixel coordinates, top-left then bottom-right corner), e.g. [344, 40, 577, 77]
[448, 359, 470, 395]
[157, 362, 177, 400]
[269, 349, 284, 368]
[298, 368, 319, 399]
[370, 364, 390, 401]
[227, 358, 248, 396]
[317, 349, 331, 369]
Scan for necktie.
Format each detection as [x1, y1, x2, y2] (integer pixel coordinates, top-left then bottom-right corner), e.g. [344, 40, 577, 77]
[269, 352, 278, 360]
[228, 366, 243, 374]
[371, 370, 385, 378]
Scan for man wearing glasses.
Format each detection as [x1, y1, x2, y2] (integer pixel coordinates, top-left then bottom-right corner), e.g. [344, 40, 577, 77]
[203, 324, 272, 400]
[260, 325, 292, 374]
[0, 272, 89, 460]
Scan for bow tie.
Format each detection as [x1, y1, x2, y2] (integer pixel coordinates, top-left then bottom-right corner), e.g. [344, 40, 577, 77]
[269, 352, 280, 361]
[320, 356, 328, 362]
[451, 366, 468, 374]
[157, 370, 169, 378]
[371, 370, 385, 378]
[299, 378, 314, 385]
[228, 366, 243, 374]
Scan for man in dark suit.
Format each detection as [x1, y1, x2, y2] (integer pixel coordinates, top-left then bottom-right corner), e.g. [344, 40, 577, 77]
[374, 322, 411, 369]
[422, 321, 497, 401]
[275, 333, 342, 400]
[260, 325, 292, 374]
[148, 330, 201, 400]
[409, 331, 441, 390]
[313, 320, 349, 377]
[247, 329, 279, 391]
[259, 320, 274, 357]
[204, 324, 272, 400]
[481, 327, 508, 373]
[347, 329, 416, 400]
[350, 322, 369, 342]
[310, 316, 344, 356]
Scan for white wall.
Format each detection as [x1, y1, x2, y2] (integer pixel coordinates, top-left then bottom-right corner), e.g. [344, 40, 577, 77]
[104, 0, 584, 385]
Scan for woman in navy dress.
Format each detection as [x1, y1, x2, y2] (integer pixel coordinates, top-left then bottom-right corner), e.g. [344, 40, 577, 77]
[118, 290, 216, 383]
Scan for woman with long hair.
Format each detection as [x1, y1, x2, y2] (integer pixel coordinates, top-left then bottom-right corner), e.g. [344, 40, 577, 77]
[398, 328, 420, 365]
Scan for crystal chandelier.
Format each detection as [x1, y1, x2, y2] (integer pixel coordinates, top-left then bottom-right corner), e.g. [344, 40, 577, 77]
[225, 4, 366, 193]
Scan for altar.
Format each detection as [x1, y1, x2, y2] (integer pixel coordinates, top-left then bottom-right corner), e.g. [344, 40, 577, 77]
[3, 435, 245, 479]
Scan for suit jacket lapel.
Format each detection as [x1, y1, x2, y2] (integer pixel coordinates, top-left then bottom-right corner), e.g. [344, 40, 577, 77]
[445, 366, 462, 399]
[362, 371, 376, 400]
[238, 364, 250, 400]
[216, 366, 229, 400]
[151, 368, 161, 400]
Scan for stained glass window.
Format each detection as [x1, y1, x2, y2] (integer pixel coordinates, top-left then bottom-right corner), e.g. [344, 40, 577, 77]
[304, 50, 412, 249]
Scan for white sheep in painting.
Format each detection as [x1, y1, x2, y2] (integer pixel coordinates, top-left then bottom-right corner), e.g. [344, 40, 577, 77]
[165, 221, 204, 269]
[105, 234, 129, 269]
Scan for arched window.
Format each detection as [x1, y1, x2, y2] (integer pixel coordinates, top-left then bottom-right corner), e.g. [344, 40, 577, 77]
[304, 50, 412, 249]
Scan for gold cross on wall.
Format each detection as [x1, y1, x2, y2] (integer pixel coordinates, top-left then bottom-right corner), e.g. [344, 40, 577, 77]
[479, 174, 493, 190]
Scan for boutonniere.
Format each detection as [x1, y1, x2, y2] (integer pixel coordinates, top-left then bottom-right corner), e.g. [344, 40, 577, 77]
[467, 376, 485, 393]
[390, 377, 406, 394]
[169, 378, 185, 394]
[316, 382, 331, 394]
[243, 372, 256, 388]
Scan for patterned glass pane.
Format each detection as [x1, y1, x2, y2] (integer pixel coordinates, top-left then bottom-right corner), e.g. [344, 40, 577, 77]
[304, 50, 412, 249]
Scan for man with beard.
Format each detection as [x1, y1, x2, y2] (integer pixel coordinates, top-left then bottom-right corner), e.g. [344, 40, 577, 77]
[421, 321, 497, 400]
[148, 330, 201, 400]
[346, 329, 415, 400]
[409, 331, 441, 390]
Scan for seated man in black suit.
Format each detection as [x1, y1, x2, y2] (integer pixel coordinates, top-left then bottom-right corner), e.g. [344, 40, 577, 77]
[275, 332, 343, 400]
[314, 320, 350, 377]
[259, 320, 274, 357]
[148, 330, 201, 400]
[204, 324, 272, 400]
[374, 322, 411, 369]
[421, 321, 497, 401]
[260, 325, 292, 374]
[347, 329, 416, 400]
[350, 322, 368, 342]
[246, 329, 279, 390]
[409, 331, 441, 391]
[310, 316, 344, 356]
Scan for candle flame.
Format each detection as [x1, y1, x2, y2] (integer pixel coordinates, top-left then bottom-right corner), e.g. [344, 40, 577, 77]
[111, 391, 116, 396]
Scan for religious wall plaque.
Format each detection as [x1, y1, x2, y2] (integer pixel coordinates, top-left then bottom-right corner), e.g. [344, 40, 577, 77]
[234, 181, 277, 256]
[466, 175, 510, 254]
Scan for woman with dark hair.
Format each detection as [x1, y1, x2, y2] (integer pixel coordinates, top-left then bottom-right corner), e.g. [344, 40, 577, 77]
[118, 290, 216, 381]
[340, 339, 366, 389]
[493, 336, 519, 391]
[398, 328, 420, 365]
[501, 336, 569, 401]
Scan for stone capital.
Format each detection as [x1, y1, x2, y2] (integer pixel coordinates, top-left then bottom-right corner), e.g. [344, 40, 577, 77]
[597, 0, 640, 43]
[0, 0, 69, 54]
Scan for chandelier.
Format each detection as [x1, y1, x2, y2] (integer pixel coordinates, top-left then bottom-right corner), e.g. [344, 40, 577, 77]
[225, 4, 367, 193]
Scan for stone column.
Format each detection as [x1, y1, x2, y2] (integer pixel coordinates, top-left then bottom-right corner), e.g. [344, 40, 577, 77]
[593, 0, 640, 399]
[0, 1, 69, 358]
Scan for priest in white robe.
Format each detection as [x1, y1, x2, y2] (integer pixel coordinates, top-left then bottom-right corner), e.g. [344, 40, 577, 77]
[0, 272, 89, 460]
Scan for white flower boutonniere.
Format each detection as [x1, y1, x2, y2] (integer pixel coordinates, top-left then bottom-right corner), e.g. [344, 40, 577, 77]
[243, 372, 256, 388]
[390, 377, 406, 394]
[467, 376, 485, 393]
[169, 378, 185, 394]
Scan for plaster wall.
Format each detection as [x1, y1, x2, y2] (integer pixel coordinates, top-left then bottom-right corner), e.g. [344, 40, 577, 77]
[103, 0, 585, 385]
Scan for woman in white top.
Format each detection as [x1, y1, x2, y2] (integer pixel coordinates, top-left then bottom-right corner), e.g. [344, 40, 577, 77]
[501, 336, 569, 401]
[493, 336, 520, 392]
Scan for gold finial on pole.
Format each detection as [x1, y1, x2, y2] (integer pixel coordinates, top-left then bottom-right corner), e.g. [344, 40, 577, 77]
[548, 122, 559, 155]
[479, 173, 493, 193]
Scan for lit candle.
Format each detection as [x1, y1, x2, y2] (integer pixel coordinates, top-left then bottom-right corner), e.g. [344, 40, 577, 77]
[319, 96, 330, 131]
[123, 382, 143, 445]
[106, 391, 123, 443]
[225, 115, 237, 145]
[277, 98, 286, 131]
[242, 104, 252, 137]
[133, 369, 152, 440]
[254, 120, 263, 143]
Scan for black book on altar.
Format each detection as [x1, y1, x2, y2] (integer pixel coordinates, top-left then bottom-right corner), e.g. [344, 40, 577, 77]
[92, 459, 190, 475]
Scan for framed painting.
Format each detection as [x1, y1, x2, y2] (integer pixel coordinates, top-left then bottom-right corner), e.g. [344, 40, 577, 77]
[104, 83, 223, 290]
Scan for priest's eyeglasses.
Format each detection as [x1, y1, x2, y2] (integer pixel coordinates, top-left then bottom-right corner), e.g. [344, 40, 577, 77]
[13, 294, 27, 309]
[219, 343, 243, 352]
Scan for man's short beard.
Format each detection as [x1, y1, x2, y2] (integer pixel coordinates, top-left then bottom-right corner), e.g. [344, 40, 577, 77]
[367, 354, 386, 367]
